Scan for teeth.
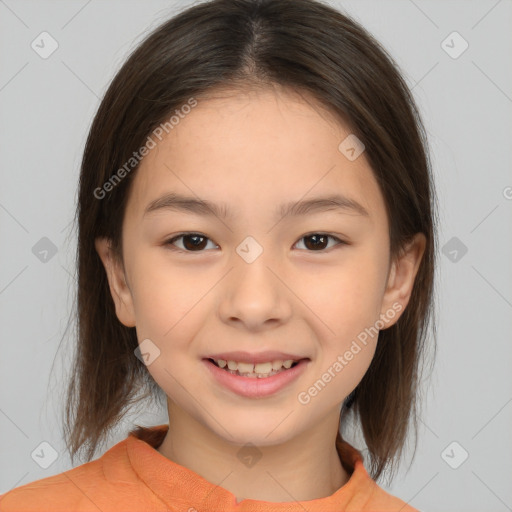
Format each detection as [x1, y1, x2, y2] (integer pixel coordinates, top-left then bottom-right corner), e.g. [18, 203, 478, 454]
[272, 360, 283, 371]
[254, 362, 272, 374]
[237, 362, 255, 373]
[212, 358, 297, 376]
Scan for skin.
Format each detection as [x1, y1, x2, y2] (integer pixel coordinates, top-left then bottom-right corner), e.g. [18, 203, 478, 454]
[95, 85, 425, 504]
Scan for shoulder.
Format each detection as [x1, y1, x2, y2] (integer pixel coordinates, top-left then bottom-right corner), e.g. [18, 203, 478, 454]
[0, 462, 103, 511]
[336, 440, 419, 512]
[353, 462, 419, 512]
[341, 457, 419, 512]
[0, 469, 94, 512]
[0, 437, 149, 512]
[364, 482, 419, 512]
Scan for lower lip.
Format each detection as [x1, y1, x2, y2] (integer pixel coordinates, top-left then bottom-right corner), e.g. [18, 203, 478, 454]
[203, 358, 310, 398]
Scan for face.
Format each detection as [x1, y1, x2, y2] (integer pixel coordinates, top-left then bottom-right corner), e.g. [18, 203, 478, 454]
[96, 86, 425, 447]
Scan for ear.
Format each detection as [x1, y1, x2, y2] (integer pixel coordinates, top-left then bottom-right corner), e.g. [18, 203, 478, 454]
[380, 232, 426, 328]
[95, 237, 136, 328]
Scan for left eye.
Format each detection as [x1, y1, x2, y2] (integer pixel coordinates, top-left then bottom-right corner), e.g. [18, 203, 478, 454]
[164, 233, 345, 252]
[294, 233, 345, 251]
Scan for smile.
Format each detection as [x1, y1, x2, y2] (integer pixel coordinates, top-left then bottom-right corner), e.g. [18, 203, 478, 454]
[208, 358, 299, 378]
[203, 357, 310, 398]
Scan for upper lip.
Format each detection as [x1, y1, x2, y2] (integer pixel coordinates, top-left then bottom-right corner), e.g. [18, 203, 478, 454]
[205, 351, 309, 364]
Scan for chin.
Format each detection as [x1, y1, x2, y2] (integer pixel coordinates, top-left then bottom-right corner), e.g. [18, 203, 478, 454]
[205, 412, 300, 447]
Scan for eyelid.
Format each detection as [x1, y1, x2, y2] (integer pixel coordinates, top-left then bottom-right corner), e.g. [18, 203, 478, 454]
[164, 232, 348, 253]
[295, 232, 347, 249]
[165, 232, 219, 252]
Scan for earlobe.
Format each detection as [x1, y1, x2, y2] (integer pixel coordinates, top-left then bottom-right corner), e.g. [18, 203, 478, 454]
[380, 233, 426, 328]
[94, 237, 136, 328]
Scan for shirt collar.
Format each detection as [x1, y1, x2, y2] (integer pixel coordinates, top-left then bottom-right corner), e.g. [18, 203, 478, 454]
[126, 424, 374, 511]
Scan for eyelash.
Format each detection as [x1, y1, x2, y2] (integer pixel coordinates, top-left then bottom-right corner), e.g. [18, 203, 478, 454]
[164, 232, 347, 253]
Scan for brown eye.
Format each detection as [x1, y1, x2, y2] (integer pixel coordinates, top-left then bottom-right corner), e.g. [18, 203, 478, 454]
[295, 233, 345, 251]
[165, 232, 345, 253]
[166, 233, 217, 252]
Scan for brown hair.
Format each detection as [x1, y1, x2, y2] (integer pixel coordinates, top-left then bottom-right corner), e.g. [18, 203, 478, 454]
[63, 0, 438, 482]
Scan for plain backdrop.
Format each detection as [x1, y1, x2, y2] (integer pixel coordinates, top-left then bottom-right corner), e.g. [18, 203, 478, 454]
[1, 1, 511, 511]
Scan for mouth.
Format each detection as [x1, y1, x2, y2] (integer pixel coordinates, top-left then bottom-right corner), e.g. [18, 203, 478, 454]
[203, 356, 310, 398]
[206, 357, 305, 378]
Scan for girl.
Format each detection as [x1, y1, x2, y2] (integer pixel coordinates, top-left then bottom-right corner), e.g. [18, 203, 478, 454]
[0, 0, 437, 510]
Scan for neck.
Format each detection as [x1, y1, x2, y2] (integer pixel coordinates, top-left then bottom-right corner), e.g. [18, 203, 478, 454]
[156, 401, 349, 503]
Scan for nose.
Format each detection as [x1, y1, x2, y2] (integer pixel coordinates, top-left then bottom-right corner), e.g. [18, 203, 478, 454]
[218, 251, 293, 331]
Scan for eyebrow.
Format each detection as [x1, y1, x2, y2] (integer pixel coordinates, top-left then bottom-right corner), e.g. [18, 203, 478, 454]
[143, 192, 370, 220]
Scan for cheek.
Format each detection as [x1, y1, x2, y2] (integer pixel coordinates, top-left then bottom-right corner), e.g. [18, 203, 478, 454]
[127, 250, 195, 338]
[304, 250, 387, 336]
[298, 249, 388, 397]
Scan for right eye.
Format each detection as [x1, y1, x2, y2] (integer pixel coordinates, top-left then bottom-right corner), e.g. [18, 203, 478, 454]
[164, 233, 219, 252]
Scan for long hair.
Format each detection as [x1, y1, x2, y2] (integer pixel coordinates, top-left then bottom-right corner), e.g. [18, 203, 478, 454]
[64, 0, 438, 482]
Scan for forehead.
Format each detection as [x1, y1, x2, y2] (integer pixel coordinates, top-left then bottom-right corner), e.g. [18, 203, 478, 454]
[124, 86, 386, 225]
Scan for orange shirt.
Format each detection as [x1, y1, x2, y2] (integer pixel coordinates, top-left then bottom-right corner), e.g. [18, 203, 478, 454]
[0, 424, 418, 511]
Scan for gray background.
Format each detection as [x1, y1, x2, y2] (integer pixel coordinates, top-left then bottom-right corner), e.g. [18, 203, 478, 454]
[1, 1, 511, 511]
